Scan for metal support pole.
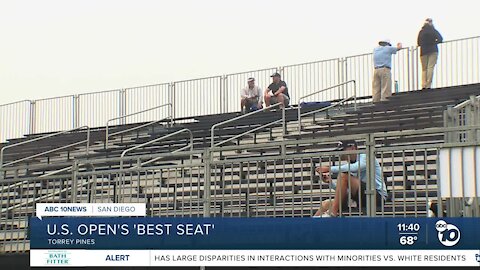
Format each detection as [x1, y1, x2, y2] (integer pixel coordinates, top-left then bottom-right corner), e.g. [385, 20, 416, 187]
[29, 100, 36, 135]
[170, 82, 176, 120]
[366, 134, 376, 217]
[468, 95, 476, 142]
[73, 95, 80, 128]
[444, 108, 452, 143]
[203, 149, 212, 218]
[220, 75, 228, 114]
[71, 160, 79, 203]
[411, 46, 419, 90]
[119, 89, 127, 125]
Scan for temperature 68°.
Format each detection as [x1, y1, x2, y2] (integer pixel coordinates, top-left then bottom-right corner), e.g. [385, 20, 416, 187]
[399, 236, 418, 245]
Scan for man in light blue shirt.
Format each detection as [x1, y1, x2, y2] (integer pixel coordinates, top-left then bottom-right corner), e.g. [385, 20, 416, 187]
[314, 140, 388, 217]
[372, 39, 403, 103]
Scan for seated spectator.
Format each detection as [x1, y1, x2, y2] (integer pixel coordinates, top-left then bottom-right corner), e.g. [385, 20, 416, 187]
[312, 179, 359, 217]
[264, 72, 290, 109]
[313, 140, 388, 217]
[241, 77, 263, 114]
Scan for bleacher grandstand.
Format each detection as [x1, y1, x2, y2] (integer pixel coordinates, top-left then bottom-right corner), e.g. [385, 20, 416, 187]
[1, 36, 480, 260]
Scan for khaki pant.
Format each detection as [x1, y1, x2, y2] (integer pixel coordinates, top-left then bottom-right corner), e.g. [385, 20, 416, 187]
[421, 52, 438, 89]
[372, 67, 392, 103]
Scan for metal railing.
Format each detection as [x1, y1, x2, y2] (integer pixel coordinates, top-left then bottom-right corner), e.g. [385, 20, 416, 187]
[297, 80, 356, 132]
[105, 103, 173, 148]
[117, 128, 194, 202]
[444, 95, 480, 143]
[1, 36, 479, 143]
[0, 126, 90, 169]
[0, 100, 31, 143]
[1, 125, 480, 252]
[210, 103, 284, 147]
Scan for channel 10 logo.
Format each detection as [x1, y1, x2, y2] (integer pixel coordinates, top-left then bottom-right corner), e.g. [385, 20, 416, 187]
[435, 220, 460, 247]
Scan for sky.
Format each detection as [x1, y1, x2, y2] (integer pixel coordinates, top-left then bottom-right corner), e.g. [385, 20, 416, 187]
[1, 0, 479, 104]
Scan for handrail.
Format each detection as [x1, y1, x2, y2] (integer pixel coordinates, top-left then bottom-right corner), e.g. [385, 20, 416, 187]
[0, 99, 32, 107]
[214, 117, 284, 148]
[210, 103, 284, 147]
[0, 177, 93, 214]
[297, 80, 356, 131]
[300, 96, 355, 119]
[453, 94, 480, 110]
[116, 128, 193, 202]
[139, 145, 193, 167]
[137, 131, 195, 167]
[38, 163, 88, 178]
[106, 117, 170, 149]
[120, 128, 193, 168]
[105, 103, 173, 147]
[0, 126, 90, 169]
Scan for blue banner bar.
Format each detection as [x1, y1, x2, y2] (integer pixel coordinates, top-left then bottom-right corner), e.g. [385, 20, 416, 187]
[29, 217, 480, 250]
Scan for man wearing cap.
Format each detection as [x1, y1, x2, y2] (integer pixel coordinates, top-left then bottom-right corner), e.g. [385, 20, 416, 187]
[264, 72, 290, 108]
[372, 39, 403, 103]
[241, 77, 263, 114]
[313, 140, 388, 217]
[417, 18, 443, 89]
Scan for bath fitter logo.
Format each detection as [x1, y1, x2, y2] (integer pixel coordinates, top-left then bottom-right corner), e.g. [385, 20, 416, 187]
[45, 250, 71, 266]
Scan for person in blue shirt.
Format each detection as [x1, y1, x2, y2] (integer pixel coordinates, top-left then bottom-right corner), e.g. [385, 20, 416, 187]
[372, 39, 403, 103]
[313, 140, 388, 217]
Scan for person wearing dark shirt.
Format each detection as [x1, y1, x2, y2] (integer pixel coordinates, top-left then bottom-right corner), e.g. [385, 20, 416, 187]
[417, 18, 443, 89]
[264, 72, 290, 108]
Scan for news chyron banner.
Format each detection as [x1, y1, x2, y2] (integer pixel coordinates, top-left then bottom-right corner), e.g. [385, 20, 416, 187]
[30, 203, 480, 267]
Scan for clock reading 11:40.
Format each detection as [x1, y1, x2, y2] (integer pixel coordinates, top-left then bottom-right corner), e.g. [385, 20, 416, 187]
[397, 223, 421, 232]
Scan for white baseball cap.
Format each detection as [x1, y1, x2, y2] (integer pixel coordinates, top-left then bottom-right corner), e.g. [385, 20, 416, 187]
[379, 38, 391, 46]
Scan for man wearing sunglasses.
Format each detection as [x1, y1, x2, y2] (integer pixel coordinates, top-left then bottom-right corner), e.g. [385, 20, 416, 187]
[313, 140, 388, 217]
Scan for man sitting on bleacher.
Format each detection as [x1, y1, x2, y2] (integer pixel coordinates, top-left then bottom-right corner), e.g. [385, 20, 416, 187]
[313, 140, 388, 217]
[241, 77, 263, 114]
[264, 72, 290, 109]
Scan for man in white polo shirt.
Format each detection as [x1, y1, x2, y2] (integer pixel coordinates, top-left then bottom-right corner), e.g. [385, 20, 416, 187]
[241, 77, 263, 114]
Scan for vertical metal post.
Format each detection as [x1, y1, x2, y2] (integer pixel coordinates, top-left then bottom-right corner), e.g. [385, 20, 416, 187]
[468, 95, 476, 142]
[277, 66, 284, 77]
[337, 58, 343, 99]
[71, 160, 79, 203]
[366, 134, 376, 217]
[353, 80, 357, 111]
[436, 149, 444, 217]
[169, 82, 176, 120]
[29, 100, 36, 135]
[220, 75, 228, 114]
[297, 104, 302, 133]
[119, 89, 127, 125]
[412, 46, 419, 90]
[405, 47, 410, 91]
[444, 108, 452, 143]
[73, 95, 80, 128]
[203, 149, 212, 217]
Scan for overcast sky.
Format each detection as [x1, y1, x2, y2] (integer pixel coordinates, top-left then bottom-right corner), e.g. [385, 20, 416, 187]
[1, 0, 479, 104]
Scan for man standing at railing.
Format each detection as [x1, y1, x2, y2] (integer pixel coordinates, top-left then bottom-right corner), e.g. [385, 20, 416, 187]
[417, 18, 443, 89]
[264, 72, 290, 109]
[241, 77, 263, 114]
[372, 39, 403, 103]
